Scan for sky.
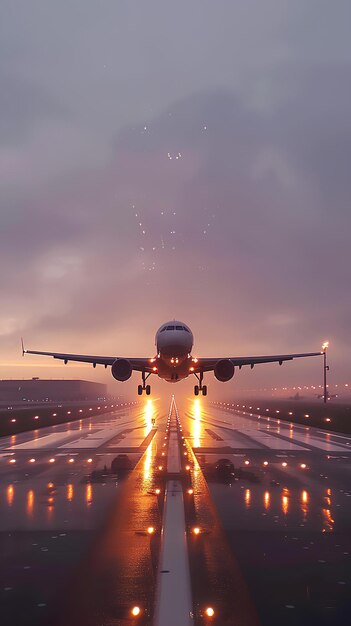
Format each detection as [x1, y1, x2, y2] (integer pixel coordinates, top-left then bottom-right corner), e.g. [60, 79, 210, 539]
[0, 1, 350, 396]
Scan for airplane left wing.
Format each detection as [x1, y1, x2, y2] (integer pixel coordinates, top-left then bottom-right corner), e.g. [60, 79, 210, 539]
[22, 345, 153, 372]
[194, 351, 322, 372]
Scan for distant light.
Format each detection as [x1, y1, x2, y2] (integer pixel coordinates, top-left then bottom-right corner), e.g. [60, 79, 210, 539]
[155, 488, 161, 495]
[325, 417, 331, 422]
[29, 458, 36, 463]
[288, 412, 293, 416]
[304, 414, 310, 418]
[158, 466, 163, 471]
[300, 463, 307, 469]
[9, 459, 16, 464]
[192, 527, 201, 535]
[185, 465, 191, 470]
[187, 488, 194, 495]
[244, 460, 250, 465]
[131, 606, 141, 617]
[68, 458, 74, 463]
[34, 415, 39, 420]
[11, 418, 16, 423]
[147, 526, 155, 534]
[282, 462, 287, 467]
[49, 458, 55, 463]
[67, 411, 71, 415]
[205, 607, 215, 617]
[87, 458, 93, 463]
[52, 413, 57, 417]
[263, 461, 268, 466]
[322, 341, 329, 351]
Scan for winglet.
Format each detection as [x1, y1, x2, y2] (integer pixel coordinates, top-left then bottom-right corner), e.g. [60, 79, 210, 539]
[21, 337, 26, 356]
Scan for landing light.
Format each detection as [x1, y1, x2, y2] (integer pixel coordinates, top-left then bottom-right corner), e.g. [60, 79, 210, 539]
[131, 606, 141, 617]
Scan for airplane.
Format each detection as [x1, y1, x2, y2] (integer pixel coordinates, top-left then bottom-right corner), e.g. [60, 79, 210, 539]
[22, 320, 323, 396]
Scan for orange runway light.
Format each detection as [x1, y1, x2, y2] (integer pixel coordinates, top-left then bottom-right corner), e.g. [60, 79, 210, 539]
[244, 460, 250, 465]
[147, 526, 155, 534]
[187, 488, 194, 495]
[87, 458, 93, 463]
[131, 606, 141, 617]
[49, 458, 55, 463]
[192, 527, 201, 535]
[263, 461, 268, 466]
[282, 462, 287, 467]
[158, 466, 163, 471]
[205, 607, 215, 617]
[29, 458, 36, 463]
[68, 458, 75, 463]
[9, 459, 16, 464]
[300, 463, 307, 469]
[185, 465, 191, 470]
[155, 488, 161, 495]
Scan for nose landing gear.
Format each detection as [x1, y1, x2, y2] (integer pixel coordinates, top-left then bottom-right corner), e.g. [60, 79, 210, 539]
[138, 372, 151, 395]
[194, 372, 207, 396]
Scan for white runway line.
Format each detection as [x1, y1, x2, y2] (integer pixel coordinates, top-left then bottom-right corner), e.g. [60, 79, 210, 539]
[154, 481, 193, 626]
[7, 431, 87, 450]
[154, 407, 193, 626]
[236, 429, 308, 450]
[59, 426, 143, 449]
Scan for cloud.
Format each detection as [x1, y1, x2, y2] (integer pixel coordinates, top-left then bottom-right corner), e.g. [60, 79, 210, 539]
[0, 1, 350, 390]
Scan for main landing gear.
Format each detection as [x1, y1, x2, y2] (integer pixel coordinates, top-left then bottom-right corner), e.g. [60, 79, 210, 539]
[194, 371, 207, 396]
[138, 371, 151, 396]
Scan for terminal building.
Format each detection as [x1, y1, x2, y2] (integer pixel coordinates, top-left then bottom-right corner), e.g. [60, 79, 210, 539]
[0, 379, 107, 403]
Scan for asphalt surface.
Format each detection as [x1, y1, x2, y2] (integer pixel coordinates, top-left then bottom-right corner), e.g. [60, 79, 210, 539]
[0, 400, 164, 626]
[179, 398, 351, 626]
[1, 396, 350, 625]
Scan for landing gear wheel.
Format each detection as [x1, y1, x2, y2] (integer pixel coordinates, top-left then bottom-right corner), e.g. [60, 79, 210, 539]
[146, 385, 151, 396]
[138, 384, 143, 396]
[194, 385, 199, 396]
[202, 385, 207, 396]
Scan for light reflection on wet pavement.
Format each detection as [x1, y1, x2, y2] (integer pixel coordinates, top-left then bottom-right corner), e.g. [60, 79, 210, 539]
[1, 396, 350, 626]
[0, 399, 164, 626]
[180, 397, 351, 626]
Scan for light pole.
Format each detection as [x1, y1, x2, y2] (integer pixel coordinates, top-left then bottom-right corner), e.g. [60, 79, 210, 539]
[322, 341, 329, 403]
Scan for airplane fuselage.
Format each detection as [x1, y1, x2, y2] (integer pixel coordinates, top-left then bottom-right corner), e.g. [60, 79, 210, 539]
[154, 320, 195, 382]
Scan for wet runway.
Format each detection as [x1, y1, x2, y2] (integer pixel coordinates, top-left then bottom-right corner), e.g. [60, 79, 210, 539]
[0, 397, 350, 625]
[0, 400, 165, 625]
[180, 399, 351, 626]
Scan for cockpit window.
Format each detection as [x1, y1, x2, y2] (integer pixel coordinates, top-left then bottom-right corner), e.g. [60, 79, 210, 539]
[166, 325, 175, 330]
[160, 326, 167, 332]
[183, 327, 190, 333]
[176, 325, 183, 330]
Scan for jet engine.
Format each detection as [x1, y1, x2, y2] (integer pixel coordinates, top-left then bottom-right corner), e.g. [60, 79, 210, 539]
[111, 358, 133, 381]
[214, 359, 235, 382]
